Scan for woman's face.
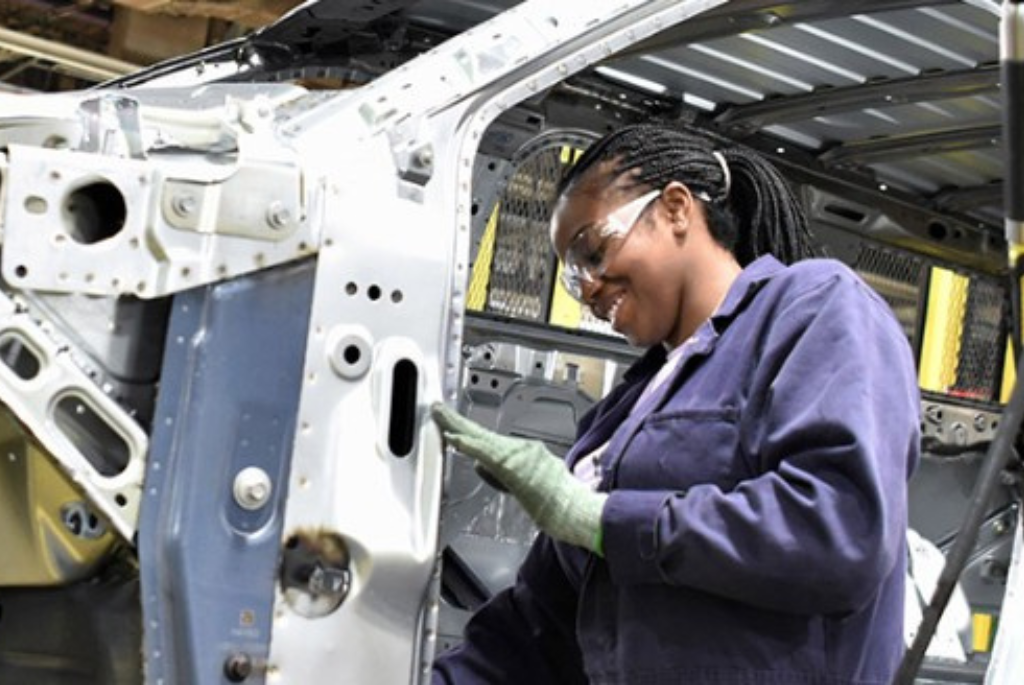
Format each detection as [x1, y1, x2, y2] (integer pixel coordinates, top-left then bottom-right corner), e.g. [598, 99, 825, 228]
[550, 172, 696, 348]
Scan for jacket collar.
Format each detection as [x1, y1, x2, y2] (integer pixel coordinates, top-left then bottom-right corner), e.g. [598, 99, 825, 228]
[709, 254, 786, 331]
[570, 254, 789, 466]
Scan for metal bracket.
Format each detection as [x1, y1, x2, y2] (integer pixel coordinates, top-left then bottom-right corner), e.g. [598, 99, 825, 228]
[79, 93, 146, 159]
[1, 130, 313, 299]
[921, 399, 1001, 454]
[0, 290, 147, 541]
[0, 85, 316, 298]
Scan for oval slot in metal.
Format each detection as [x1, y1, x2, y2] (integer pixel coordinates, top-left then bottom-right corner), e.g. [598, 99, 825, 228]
[53, 394, 130, 476]
[0, 332, 42, 380]
[388, 359, 419, 458]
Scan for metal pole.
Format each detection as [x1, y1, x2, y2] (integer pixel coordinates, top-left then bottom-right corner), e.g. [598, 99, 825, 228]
[1004, 1, 1024, 246]
[894, 371, 1024, 684]
[893, 1, 1024, 682]
[0, 26, 139, 83]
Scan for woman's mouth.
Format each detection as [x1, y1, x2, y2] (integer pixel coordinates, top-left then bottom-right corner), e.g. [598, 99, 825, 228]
[606, 294, 625, 326]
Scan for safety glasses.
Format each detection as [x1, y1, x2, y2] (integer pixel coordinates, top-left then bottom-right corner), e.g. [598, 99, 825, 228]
[559, 189, 661, 302]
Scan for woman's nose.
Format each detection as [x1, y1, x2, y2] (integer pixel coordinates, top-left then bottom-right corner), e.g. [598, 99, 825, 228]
[579, 277, 602, 306]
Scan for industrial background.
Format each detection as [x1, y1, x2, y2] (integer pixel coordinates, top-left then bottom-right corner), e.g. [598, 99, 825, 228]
[0, 0, 297, 90]
[0, 2, 1019, 683]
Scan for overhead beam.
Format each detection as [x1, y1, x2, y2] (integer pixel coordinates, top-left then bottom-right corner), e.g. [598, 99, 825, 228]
[620, 0, 961, 57]
[0, 25, 139, 82]
[715, 64, 1001, 136]
[818, 124, 1001, 166]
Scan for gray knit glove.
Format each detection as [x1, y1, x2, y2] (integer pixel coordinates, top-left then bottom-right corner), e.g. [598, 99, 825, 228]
[432, 402, 607, 554]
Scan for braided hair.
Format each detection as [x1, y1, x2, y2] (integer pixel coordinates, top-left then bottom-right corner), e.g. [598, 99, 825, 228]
[558, 123, 822, 266]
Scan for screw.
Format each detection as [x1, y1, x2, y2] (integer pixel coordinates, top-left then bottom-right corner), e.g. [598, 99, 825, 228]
[265, 202, 291, 230]
[951, 422, 968, 446]
[414, 146, 434, 169]
[171, 194, 197, 218]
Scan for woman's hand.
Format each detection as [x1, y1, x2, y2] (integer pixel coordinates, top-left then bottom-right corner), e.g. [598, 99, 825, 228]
[432, 402, 607, 554]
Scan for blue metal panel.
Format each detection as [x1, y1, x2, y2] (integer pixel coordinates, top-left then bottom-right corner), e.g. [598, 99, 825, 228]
[138, 261, 315, 685]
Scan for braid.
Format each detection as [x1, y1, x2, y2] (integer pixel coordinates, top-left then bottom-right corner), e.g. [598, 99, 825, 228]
[559, 123, 822, 266]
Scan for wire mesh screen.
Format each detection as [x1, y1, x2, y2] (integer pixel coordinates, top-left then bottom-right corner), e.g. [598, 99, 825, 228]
[484, 149, 563, 321]
[853, 245, 926, 345]
[478, 135, 619, 338]
[952, 277, 1007, 403]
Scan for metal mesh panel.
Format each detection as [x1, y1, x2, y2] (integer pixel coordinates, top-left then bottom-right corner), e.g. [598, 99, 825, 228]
[484, 149, 563, 321]
[927, 271, 969, 397]
[951, 277, 1007, 403]
[853, 245, 926, 344]
[480, 138, 619, 338]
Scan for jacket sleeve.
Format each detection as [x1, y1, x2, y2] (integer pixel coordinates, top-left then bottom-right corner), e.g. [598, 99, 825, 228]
[433, 534, 589, 684]
[601, 272, 921, 615]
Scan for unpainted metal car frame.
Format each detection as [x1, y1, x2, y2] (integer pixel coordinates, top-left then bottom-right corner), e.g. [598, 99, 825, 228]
[0, 0, 1021, 683]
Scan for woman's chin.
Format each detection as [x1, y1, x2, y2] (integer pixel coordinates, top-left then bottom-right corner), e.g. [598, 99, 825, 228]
[611, 309, 653, 347]
[617, 325, 647, 348]
[618, 323, 661, 349]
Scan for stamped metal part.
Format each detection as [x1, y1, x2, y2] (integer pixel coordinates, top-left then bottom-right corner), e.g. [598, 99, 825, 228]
[139, 262, 315, 685]
[921, 399, 1002, 453]
[268, 1, 727, 683]
[0, 1, 1013, 684]
[0, 85, 316, 299]
[269, 135, 451, 683]
[0, 409, 117, 585]
[0, 290, 147, 541]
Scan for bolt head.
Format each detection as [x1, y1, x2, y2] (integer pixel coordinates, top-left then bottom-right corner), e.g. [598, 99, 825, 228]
[224, 653, 253, 682]
[265, 202, 291, 230]
[233, 467, 273, 511]
[171, 194, 197, 217]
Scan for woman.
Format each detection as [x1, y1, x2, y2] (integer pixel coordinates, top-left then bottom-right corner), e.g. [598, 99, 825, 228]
[432, 123, 920, 684]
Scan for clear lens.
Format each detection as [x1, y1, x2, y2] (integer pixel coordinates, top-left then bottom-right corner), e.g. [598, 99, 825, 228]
[558, 189, 660, 301]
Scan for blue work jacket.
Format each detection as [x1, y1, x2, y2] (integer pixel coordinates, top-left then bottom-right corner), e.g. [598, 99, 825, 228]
[435, 256, 921, 684]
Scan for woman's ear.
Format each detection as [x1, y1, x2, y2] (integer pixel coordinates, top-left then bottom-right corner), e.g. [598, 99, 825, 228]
[662, 181, 696, 236]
